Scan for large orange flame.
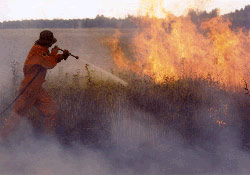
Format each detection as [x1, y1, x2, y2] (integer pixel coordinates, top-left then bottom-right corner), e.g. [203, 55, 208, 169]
[105, 0, 250, 88]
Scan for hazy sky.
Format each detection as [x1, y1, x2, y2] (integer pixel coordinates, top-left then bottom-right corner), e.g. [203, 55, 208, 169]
[0, 0, 249, 22]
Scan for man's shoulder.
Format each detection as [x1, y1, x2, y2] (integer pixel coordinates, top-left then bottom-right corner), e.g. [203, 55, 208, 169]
[31, 44, 48, 52]
[29, 44, 49, 56]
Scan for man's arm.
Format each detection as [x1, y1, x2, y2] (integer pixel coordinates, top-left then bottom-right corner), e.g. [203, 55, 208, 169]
[38, 52, 62, 69]
[29, 47, 69, 69]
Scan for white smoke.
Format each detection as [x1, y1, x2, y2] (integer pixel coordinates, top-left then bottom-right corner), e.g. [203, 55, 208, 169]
[1, 105, 250, 175]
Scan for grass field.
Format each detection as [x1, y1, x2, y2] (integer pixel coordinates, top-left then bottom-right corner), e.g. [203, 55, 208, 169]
[0, 28, 250, 174]
[4, 59, 249, 149]
[0, 28, 249, 146]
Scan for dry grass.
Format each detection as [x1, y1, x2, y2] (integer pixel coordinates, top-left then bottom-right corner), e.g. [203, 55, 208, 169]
[16, 66, 248, 148]
[0, 29, 248, 151]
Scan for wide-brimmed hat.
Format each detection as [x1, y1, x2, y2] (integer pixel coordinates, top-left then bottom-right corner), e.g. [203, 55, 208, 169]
[37, 30, 57, 45]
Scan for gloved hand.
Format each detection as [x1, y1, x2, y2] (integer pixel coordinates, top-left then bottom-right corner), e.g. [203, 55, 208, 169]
[62, 50, 70, 60]
[51, 45, 59, 55]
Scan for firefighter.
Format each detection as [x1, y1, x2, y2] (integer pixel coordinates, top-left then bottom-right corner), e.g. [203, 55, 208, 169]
[1, 30, 70, 139]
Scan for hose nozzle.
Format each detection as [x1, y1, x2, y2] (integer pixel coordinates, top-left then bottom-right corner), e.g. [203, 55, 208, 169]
[56, 46, 79, 59]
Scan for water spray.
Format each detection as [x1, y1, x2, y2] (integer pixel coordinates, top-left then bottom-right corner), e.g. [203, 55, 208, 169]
[55, 46, 128, 86]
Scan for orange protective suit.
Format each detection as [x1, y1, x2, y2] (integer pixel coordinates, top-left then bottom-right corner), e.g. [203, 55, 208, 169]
[1, 44, 63, 138]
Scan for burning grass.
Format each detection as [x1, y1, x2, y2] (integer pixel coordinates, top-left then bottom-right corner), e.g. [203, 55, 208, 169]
[104, 1, 250, 89]
[16, 67, 248, 149]
[0, 60, 249, 175]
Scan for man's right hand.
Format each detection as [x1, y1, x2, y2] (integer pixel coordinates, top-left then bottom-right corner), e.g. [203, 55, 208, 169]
[62, 50, 70, 60]
[57, 50, 70, 63]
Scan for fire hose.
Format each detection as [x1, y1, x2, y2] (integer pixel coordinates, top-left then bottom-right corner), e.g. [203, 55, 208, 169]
[0, 47, 78, 116]
[57, 47, 79, 60]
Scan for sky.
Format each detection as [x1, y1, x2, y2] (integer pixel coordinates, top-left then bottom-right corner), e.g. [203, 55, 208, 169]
[0, 0, 249, 22]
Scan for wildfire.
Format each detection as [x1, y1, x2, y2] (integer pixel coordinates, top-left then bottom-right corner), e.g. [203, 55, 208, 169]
[216, 120, 227, 127]
[105, 0, 250, 88]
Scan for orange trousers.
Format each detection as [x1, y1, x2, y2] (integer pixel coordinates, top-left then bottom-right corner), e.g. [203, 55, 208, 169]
[1, 88, 58, 138]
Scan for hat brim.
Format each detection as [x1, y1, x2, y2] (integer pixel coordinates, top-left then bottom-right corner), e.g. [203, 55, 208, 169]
[51, 37, 57, 44]
[38, 37, 57, 45]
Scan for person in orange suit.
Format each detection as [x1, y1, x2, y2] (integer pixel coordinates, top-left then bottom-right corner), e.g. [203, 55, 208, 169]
[1, 30, 70, 139]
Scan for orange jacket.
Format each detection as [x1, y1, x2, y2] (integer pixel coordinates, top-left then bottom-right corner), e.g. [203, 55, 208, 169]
[19, 44, 62, 97]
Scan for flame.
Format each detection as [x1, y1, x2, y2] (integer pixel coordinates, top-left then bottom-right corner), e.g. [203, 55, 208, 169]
[216, 120, 227, 127]
[105, 0, 250, 88]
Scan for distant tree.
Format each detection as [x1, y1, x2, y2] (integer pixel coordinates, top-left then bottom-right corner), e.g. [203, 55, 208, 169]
[225, 5, 250, 30]
[0, 6, 249, 30]
[188, 9, 219, 27]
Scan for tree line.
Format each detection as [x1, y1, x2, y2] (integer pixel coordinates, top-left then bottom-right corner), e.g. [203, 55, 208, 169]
[188, 5, 250, 31]
[0, 15, 136, 29]
[224, 5, 250, 30]
[0, 5, 249, 30]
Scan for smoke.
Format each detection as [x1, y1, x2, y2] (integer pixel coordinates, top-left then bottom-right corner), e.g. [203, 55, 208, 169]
[138, 0, 215, 17]
[0, 62, 250, 175]
[108, 104, 250, 174]
[0, 123, 113, 175]
[1, 100, 250, 175]
[0, 66, 10, 96]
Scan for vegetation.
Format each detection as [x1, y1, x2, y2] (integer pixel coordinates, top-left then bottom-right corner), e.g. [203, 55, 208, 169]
[225, 5, 250, 30]
[0, 15, 136, 29]
[0, 5, 249, 30]
[189, 5, 250, 31]
[3, 61, 249, 150]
